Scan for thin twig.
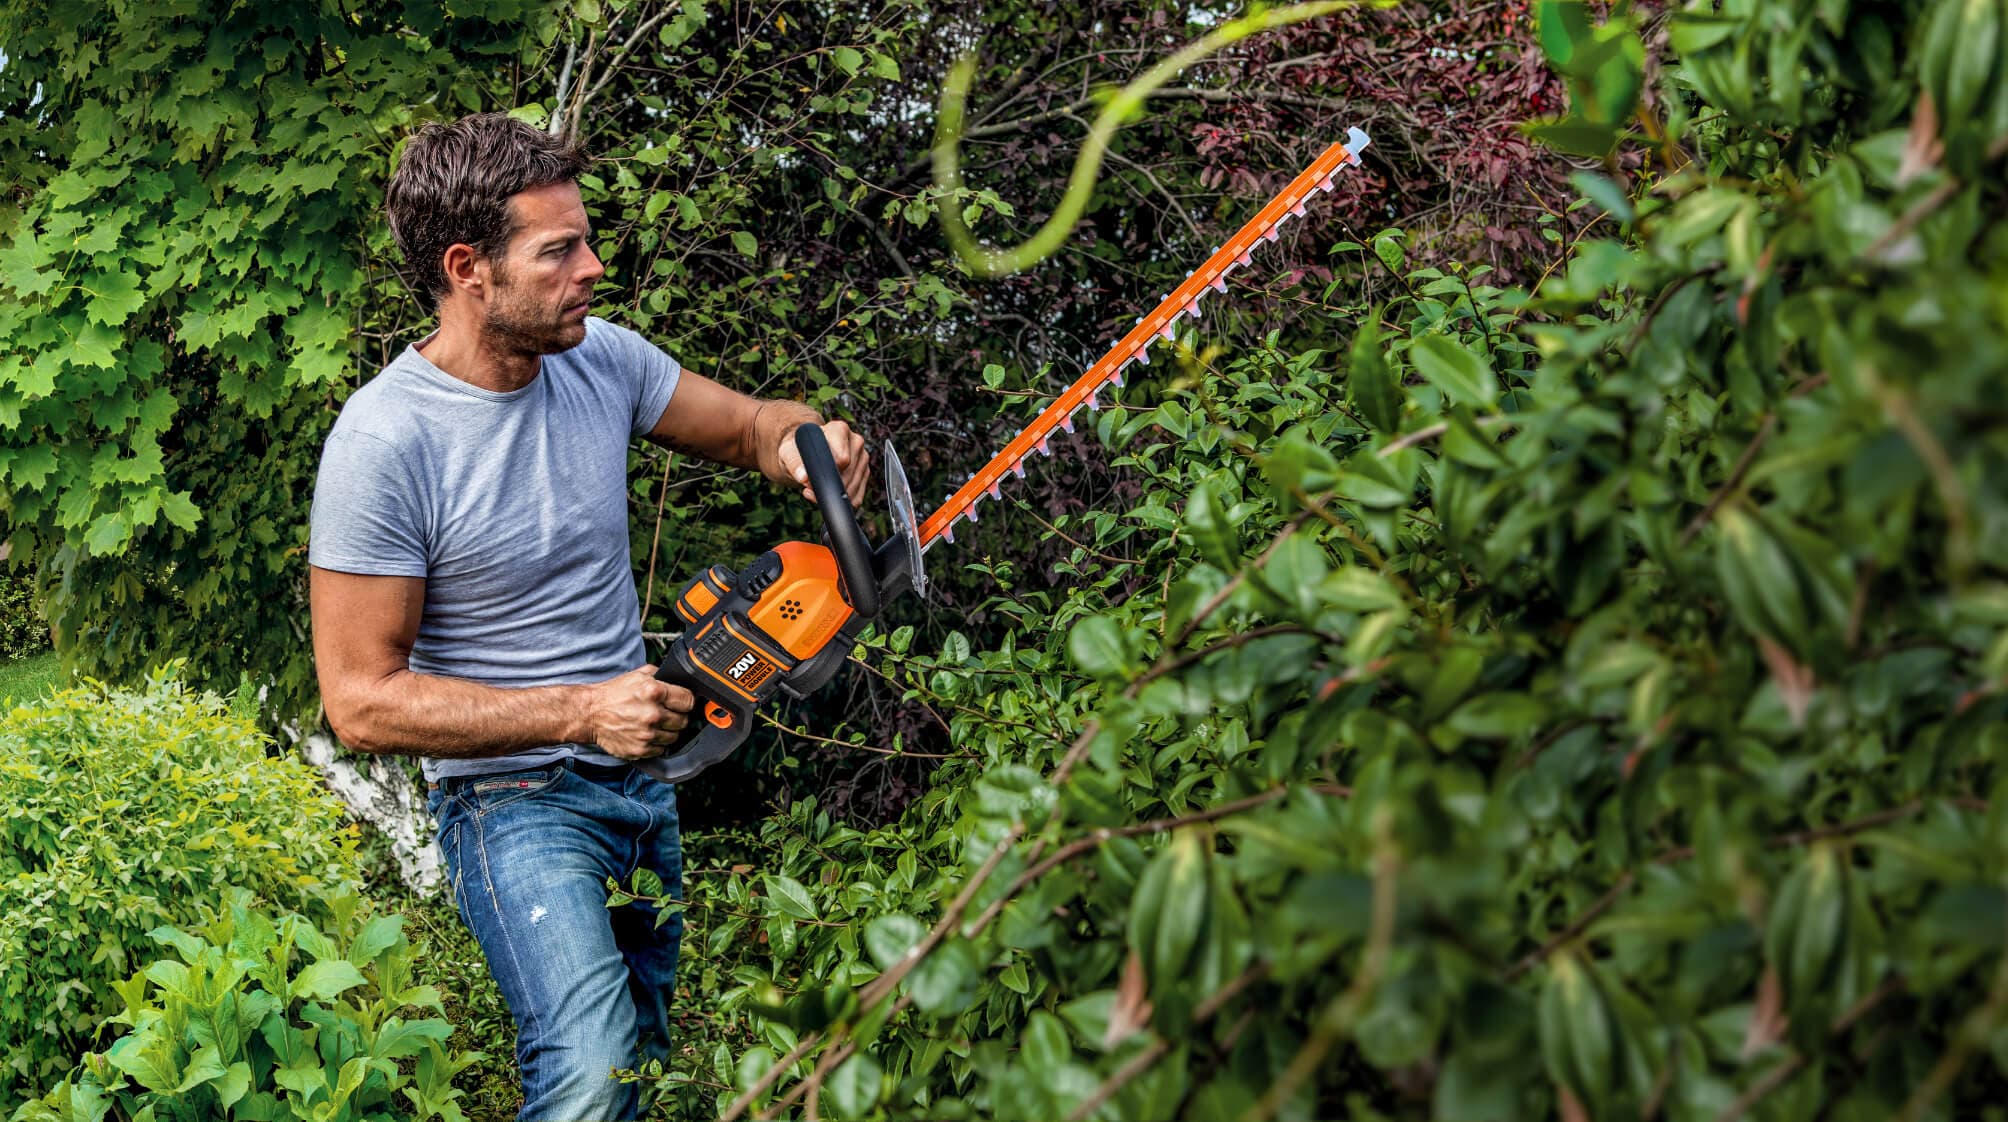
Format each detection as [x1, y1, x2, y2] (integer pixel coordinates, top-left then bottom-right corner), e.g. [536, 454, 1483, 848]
[1067, 962, 1273, 1122]
[640, 451, 676, 617]
[1859, 133, 2008, 264]
[1713, 975, 1906, 1122]
[1511, 801, 1946, 979]
[1678, 413, 1775, 547]
[1240, 821, 1399, 1122]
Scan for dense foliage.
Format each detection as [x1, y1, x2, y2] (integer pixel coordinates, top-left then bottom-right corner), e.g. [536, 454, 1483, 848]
[7, 0, 2007, 1120]
[0, 0, 553, 718]
[0, 1, 1569, 773]
[0, 572, 47, 661]
[0, 674, 364, 1109]
[589, 1, 2008, 1118]
[13, 889, 485, 1122]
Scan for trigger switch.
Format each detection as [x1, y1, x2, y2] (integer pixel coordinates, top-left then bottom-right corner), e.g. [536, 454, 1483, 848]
[740, 554, 781, 598]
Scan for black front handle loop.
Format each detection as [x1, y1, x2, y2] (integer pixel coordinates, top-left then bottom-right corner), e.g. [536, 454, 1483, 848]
[794, 422, 880, 619]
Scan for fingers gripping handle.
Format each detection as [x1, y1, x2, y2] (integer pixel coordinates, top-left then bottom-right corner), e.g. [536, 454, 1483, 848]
[638, 655, 753, 784]
[795, 423, 880, 619]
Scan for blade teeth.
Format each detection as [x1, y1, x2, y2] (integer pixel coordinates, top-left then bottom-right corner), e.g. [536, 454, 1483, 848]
[942, 525, 954, 543]
[1236, 251, 1252, 267]
[1085, 391, 1100, 411]
[1036, 434, 1050, 454]
[1186, 297, 1203, 318]
[1157, 321, 1176, 341]
[1011, 459, 1026, 478]
[986, 480, 1001, 500]
[1210, 274, 1228, 294]
[1345, 126, 1372, 163]
[1132, 346, 1150, 367]
[1110, 367, 1124, 387]
[1061, 415, 1075, 434]
[1290, 202, 1306, 218]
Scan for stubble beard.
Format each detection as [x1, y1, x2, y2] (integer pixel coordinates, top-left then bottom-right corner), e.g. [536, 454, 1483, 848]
[484, 264, 586, 357]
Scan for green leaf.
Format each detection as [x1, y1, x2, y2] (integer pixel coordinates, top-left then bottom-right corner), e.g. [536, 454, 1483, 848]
[1261, 535, 1330, 619]
[1569, 171, 1634, 223]
[172, 1044, 229, 1094]
[1525, 118, 1619, 158]
[864, 914, 924, 970]
[905, 939, 979, 1014]
[735, 1047, 777, 1098]
[372, 1017, 453, 1059]
[84, 512, 130, 556]
[731, 230, 758, 258]
[1408, 335, 1498, 409]
[1444, 692, 1547, 740]
[292, 959, 367, 1002]
[1372, 229, 1406, 274]
[1347, 310, 1402, 430]
[827, 1053, 883, 1116]
[833, 47, 864, 75]
[1149, 831, 1209, 984]
[71, 321, 123, 368]
[349, 914, 403, 966]
[1067, 615, 1131, 680]
[85, 270, 146, 328]
[765, 875, 818, 922]
[1184, 478, 1241, 570]
[1536, 0, 1595, 69]
[161, 490, 201, 531]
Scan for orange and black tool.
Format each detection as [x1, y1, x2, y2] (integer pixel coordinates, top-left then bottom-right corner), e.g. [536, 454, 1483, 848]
[640, 127, 1371, 782]
[639, 423, 921, 783]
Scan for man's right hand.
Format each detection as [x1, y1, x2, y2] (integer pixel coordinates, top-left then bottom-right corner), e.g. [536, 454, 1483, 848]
[580, 666, 694, 760]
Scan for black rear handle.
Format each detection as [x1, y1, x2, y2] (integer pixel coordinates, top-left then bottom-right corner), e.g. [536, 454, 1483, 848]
[794, 422, 880, 619]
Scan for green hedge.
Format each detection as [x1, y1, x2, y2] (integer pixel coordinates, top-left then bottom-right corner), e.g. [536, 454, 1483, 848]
[629, 0, 2008, 1117]
[0, 673, 364, 1110]
[12, 888, 486, 1122]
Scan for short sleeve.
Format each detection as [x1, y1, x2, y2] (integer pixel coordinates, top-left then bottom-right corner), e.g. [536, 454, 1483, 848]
[308, 429, 430, 577]
[585, 318, 683, 437]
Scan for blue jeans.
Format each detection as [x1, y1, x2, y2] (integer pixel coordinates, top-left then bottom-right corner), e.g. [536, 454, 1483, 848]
[427, 758, 684, 1122]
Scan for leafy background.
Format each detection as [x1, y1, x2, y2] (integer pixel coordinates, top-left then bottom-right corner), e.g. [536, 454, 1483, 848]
[5, 0, 2008, 1119]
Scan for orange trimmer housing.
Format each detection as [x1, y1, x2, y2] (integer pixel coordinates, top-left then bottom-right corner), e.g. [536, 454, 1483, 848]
[640, 425, 916, 784]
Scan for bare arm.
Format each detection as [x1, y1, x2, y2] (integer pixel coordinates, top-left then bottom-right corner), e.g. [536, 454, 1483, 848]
[645, 366, 871, 503]
[310, 566, 691, 758]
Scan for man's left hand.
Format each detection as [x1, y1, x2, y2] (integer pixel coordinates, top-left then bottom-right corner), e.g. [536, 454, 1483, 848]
[777, 420, 870, 507]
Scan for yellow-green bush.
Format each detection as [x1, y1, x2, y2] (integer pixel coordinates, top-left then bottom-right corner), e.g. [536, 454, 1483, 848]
[13, 888, 486, 1122]
[0, 670, 363, 1110]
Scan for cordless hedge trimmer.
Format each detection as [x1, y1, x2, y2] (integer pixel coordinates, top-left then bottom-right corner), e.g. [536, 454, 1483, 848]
[641, 127, 1372, 783]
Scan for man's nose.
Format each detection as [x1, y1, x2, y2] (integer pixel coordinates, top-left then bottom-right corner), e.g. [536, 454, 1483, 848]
[579, 245, 607, 284]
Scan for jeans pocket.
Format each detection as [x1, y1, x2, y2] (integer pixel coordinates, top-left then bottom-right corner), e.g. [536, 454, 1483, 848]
[466, 765, 564, 815]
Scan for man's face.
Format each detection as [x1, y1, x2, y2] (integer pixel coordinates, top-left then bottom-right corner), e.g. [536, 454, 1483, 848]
[481, 180, 604, 355]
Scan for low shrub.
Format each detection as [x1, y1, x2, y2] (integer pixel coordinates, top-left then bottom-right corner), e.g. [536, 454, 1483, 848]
[12, 887, 486, 1122]
[0, 571, 48, 661]
[0, 670, 364, 1109]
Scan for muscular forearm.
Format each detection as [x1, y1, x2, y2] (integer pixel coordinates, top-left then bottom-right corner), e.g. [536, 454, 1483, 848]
[335, 668, 589, 758]
[748, 399, 822, 485]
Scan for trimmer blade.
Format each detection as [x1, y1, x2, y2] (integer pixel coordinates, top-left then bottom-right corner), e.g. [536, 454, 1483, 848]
[884, 439, 927, 600]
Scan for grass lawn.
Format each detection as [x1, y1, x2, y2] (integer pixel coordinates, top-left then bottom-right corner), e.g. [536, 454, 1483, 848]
[0, 651, 65, 703]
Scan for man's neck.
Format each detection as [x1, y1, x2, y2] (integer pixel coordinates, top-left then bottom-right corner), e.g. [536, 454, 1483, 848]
[415, 302, 542, 393]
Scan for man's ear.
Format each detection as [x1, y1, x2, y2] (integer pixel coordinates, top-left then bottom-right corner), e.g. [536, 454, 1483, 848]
[440, 243, 487, 300]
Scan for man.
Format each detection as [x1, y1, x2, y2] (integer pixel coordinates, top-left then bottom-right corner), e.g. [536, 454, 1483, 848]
[308, 112, 868, 1121]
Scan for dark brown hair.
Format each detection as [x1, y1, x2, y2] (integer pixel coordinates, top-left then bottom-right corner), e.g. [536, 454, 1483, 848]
[385, 113, 592, 311]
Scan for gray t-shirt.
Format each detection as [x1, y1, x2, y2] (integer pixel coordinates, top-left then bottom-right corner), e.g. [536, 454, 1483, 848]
[309, 317, 681, 781]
